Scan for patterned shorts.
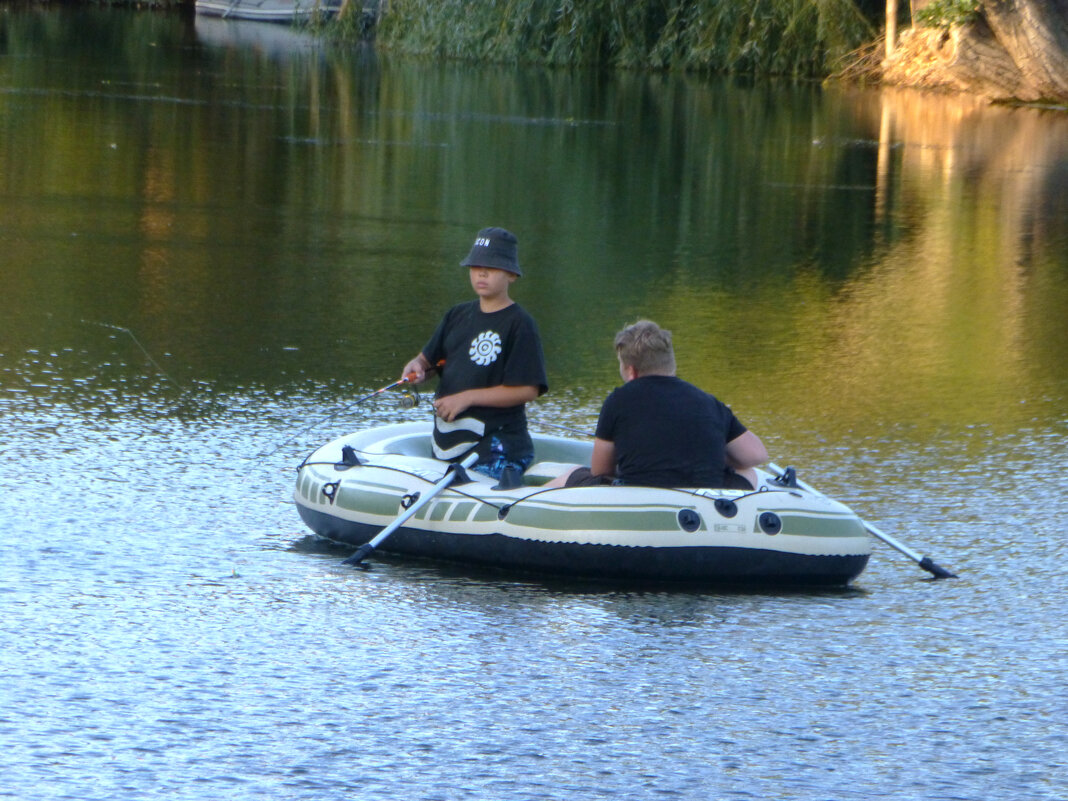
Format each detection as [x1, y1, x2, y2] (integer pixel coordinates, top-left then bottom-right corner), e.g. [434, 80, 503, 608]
[470, 435, 534, 480]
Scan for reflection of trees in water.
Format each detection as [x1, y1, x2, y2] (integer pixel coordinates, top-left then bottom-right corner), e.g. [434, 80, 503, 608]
[3, 11, 1066, 435]
[672, 87, 1067, 438]
[805, 88, 1068, 430]
[870, 86, 1068, 260]
[870, 86, 1067, 305]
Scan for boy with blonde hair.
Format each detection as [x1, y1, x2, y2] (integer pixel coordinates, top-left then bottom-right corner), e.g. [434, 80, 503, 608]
[551, 320, 766, 489]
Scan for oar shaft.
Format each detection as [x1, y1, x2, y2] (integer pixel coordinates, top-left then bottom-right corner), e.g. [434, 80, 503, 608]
[853, 518, 923, 563]
[767, 463, 956, 579]
[345, 451, 478, 565]
[364, 470, 453, 549]
[768, 463, 924, 561]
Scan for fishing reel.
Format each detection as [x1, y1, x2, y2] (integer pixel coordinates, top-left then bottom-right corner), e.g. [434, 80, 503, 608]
[396, 387, 422, 409]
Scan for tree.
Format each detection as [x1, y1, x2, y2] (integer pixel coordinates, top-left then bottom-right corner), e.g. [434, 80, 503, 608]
[984, 0, 1068, 99]
[883, 0, 1068, 102]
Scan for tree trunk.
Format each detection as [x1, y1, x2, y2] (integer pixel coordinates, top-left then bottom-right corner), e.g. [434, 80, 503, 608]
[938, 16, 1034, 97]
[983, 0, 1068, 100]
[888, 0, 899, 57]
[882, 0, 1068, 102]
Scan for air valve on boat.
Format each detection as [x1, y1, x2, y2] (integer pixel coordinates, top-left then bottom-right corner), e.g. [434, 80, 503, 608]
[758, 511, 783, 535]
[714, 498, 738, 518]
[677, 508, 701, 532]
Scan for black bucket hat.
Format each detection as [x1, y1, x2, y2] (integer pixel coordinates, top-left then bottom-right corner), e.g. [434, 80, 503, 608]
[460, 227, 521, 276]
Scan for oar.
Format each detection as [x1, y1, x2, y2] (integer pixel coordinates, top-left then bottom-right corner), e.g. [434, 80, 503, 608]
[767, 462, 957, 579]
[263, 360, 444, 458]
[343, 451, 479, 567]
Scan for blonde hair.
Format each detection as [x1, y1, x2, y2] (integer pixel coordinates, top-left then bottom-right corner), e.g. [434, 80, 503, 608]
[614, 320, 676, 376]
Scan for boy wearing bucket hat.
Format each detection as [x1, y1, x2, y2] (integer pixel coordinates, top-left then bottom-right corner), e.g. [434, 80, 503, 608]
[402, 227, 548, 480]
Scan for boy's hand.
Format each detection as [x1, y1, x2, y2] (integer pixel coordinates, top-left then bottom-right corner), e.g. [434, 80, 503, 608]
[401, 358, 427, 384]
[433, 392, 471, 422]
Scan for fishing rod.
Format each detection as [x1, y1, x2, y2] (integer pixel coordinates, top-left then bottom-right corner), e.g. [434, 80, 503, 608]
[263, 359, 445, 458]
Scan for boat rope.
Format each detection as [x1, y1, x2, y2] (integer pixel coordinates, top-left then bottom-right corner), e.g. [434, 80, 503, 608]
[491, 486, 565, 519]
[298, 456, 513, 511]
[298, 448, 803, 520]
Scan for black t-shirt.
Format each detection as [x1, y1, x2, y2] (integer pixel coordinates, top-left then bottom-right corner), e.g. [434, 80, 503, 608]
[423, 300, 547, 461]
[595, 375, 747, 488]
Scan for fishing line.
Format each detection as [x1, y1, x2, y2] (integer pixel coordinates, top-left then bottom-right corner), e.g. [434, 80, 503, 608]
[528, 417, 594, 438]
[265, 361, 443, 459]
[80, 319, 185, 390]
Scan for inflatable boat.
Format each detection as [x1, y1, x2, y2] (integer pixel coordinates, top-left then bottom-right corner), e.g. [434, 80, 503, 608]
[293, 422, 872, 585]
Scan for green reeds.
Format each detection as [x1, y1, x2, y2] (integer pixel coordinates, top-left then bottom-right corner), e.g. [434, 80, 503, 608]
[373, 0, 875, 76]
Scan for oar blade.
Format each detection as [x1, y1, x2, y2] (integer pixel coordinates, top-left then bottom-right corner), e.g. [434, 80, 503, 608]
[342, 543, 375, 566]
[919, 556, 957, 579]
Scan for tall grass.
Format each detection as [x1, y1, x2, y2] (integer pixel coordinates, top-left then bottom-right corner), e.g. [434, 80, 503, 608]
[374, 0, 876, 76]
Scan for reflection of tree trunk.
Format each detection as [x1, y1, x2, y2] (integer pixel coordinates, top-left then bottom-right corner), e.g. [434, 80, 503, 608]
[874, 97, 893, 227]
[883, 0, 1068, 102]
[862, 86, 1068, 281]
[830, 89, 1068, 427]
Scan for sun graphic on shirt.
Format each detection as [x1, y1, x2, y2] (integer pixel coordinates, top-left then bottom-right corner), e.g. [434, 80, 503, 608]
[469, 331, 502, 366]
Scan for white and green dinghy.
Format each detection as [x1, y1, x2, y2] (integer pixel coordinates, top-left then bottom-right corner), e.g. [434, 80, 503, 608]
[294, 422, 871, 585]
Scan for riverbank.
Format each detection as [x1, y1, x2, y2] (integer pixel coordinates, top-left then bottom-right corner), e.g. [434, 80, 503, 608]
[356, 0, 1068, 104]
[7, 0, 1065, 103]
[878, 4, 1068, 105]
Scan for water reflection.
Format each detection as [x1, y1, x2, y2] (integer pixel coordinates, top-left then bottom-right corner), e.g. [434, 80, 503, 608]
[1, 9, 1066, 443]
[4, 14, 1068, 801]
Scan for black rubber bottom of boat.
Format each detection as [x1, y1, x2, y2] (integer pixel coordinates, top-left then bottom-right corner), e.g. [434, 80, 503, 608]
[298, 507, 870, 587]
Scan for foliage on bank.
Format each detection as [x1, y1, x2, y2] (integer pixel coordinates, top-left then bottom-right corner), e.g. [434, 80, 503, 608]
[913, 0, 981, 29]
[371, 0, 877, 77]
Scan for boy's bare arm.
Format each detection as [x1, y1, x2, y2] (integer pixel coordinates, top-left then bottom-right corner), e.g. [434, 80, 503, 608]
[590, 438, 616, 477]
[725, 430, 768, 470]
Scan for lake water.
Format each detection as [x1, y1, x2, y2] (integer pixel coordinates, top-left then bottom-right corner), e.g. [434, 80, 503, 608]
[2, 8, 1067, 800]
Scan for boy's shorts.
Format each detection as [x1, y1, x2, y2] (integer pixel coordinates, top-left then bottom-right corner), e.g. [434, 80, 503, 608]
[563, 467, 616, 487]
[470, 436, 534, 481]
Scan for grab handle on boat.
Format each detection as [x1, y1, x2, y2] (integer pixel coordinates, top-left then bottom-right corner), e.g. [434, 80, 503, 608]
[767, 463, 957, 579]
[343, 451, 479, 568]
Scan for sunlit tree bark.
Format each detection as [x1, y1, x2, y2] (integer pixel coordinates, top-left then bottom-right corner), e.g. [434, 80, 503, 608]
[887, 0, 898, 56]
[884, 0, 1068, 102]
[983, 0, 1068, 99]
